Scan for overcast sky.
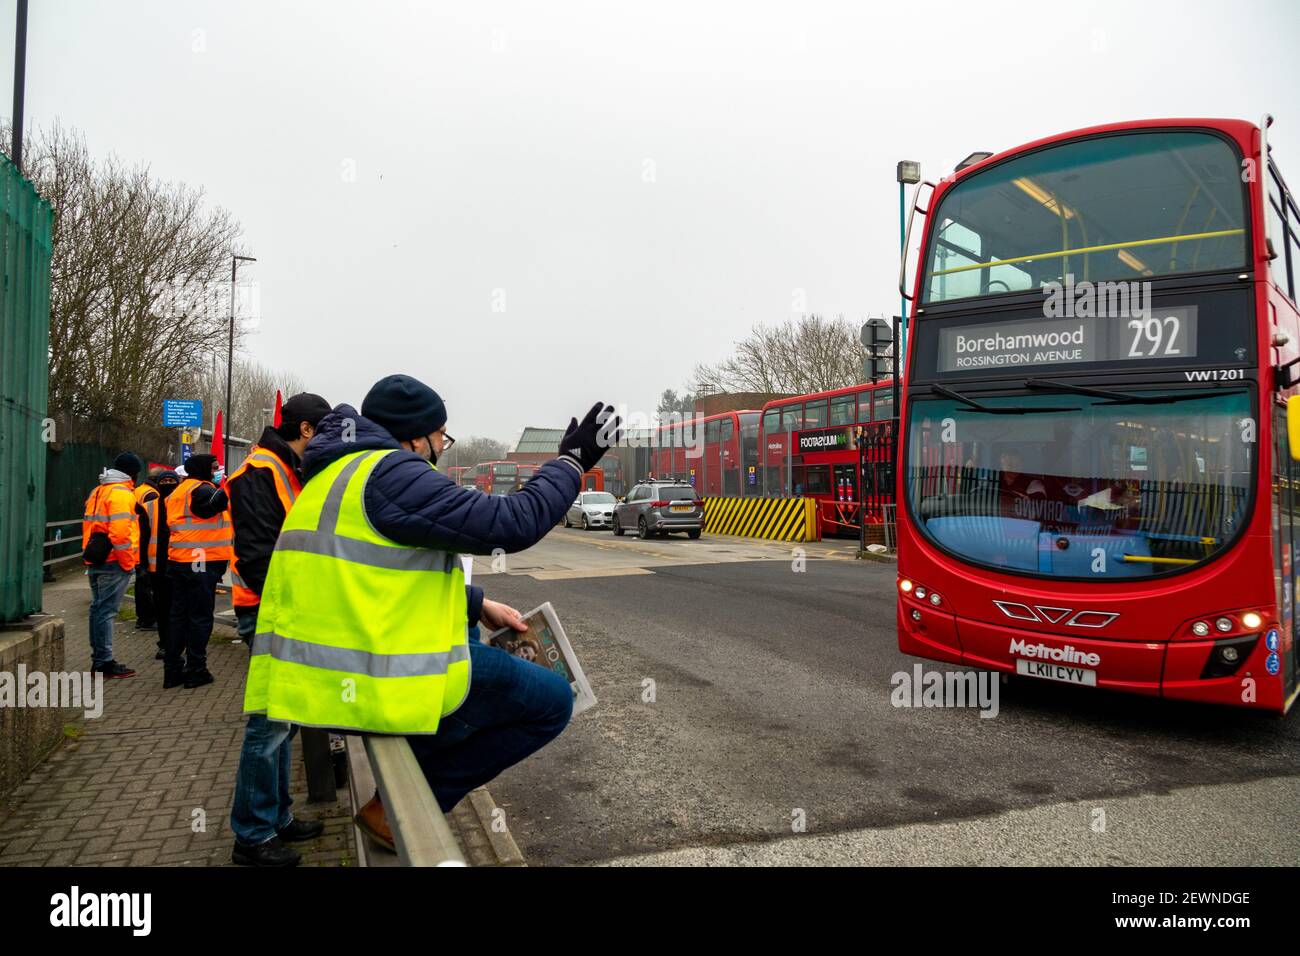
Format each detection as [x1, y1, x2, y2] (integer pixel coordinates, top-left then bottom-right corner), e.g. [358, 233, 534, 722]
[7, 0, 1298, 444]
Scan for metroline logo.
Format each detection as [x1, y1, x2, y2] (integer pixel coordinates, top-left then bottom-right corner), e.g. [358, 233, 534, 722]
[1008, 638, 1101, 668]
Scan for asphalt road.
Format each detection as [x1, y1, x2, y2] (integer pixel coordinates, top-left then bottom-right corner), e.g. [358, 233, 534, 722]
[475, 528, 1300, 866]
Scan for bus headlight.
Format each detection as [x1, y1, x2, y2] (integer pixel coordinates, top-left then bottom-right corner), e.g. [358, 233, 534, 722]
[929, 592, 942, 606]
[915, 587, 927, 600]
[1241, 611, 1263, 630]
[1214, 617, 1233, 633]
[1191, 621, 1210, 637]
[899, 579, 913, 593]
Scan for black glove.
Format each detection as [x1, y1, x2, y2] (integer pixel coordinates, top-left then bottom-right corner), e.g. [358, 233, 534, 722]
[558, 402, 622, 473]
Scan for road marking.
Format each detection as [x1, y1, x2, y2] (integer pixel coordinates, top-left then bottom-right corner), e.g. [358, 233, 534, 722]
[528, 567, 656, 581]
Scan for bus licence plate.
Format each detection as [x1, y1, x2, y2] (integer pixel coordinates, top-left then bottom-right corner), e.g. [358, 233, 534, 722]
[1015, 659, 1097, 687]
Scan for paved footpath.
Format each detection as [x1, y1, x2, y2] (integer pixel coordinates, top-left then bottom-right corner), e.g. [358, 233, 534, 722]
[0, 575, 498, 867]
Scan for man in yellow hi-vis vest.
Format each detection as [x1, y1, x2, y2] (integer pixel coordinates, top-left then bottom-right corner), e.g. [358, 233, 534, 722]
[246, 374, 620, 852]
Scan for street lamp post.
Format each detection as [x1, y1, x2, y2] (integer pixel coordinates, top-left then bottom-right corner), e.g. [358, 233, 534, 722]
[895, 161, 921, 365]
[11, 0, 27, 175]
[225, 254, 257, 464]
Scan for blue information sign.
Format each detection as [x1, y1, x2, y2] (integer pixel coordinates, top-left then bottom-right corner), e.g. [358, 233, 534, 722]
[163, 400, 202, 428]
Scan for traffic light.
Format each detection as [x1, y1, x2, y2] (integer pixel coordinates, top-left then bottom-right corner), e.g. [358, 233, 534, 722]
[861, 318, 894, 385]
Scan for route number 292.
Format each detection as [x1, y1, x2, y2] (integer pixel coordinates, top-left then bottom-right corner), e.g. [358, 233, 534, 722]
[1127, 316, 1183, 358]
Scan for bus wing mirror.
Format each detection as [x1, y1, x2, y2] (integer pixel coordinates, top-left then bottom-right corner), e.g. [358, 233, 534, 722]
[1288, 396, 1300, 461]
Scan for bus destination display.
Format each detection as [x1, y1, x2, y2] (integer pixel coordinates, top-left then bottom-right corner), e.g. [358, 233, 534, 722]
[938, 306, 1198, 373]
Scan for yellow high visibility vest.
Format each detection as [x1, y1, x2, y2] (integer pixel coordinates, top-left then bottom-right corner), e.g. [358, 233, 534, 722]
[243, 450, 469, 734]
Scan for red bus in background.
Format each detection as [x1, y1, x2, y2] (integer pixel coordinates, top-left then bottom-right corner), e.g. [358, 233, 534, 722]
[596, 454, 624, 497]
[473, 460, 518, 496]
[445, 465, 471, 486]
[513, 463, 538, 490]
[897, 117, 1298, 712]
[758, 382, 896, 535]
[648, 410, 761, 496]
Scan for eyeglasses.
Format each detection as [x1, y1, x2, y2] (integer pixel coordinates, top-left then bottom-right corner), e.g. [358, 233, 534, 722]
[440, 432, 456, 451]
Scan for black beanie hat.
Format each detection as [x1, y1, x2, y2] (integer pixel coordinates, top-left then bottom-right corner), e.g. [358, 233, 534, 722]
[361, 374, 447, 441]
[279, 393, 332, 432]
[113, 452, 142, 479]
[185, 454, 216, 482]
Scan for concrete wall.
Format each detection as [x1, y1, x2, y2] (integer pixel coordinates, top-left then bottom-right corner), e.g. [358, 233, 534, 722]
[0, 617, 72, 802]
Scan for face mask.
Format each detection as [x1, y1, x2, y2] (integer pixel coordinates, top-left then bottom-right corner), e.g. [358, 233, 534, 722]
[424, 434, 439, 466]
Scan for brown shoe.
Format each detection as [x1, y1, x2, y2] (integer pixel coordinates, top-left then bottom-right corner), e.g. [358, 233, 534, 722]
[354, 793, 395, 852]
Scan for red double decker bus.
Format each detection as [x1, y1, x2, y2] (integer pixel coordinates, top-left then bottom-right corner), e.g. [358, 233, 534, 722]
[596, 454, 625, 497]
[758, 382, 896, 535]
[445, 465, 471, 487]
[473, 460, 518, 496]
[897, 117, 1299, 712]
[512, 463, 538, 490]
[648, 410, 761, 496]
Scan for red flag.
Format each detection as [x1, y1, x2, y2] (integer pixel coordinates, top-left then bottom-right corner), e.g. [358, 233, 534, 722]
[212, 410, 225, 469]
[272, 390, 283, 429]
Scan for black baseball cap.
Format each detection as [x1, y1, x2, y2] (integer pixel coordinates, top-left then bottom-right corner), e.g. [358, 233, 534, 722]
[280, 393, 332, 431]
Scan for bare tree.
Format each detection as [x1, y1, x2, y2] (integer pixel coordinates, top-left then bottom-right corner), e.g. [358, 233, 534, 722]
[439, 436, 510, 471]
[186, 357, 306, 440]
[7, 122, 244, 441]
[692, 314, 882, 395]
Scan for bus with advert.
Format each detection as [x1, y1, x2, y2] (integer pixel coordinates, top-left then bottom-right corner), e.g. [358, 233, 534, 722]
[896, 117, 1299, 712]
[758, 381, 896, 535]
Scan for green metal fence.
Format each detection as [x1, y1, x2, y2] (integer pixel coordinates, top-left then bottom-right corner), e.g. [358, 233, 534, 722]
[0, 154, 53, 622]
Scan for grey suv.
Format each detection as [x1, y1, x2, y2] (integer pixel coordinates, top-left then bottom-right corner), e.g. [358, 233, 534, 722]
[613, 482, 703, 539]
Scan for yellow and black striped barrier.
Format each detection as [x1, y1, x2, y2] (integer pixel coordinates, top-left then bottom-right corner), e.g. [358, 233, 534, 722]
[702, 496, 819, 542]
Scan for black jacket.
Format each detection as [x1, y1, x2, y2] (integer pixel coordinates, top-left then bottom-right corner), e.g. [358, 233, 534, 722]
[227, 427, 299, 599]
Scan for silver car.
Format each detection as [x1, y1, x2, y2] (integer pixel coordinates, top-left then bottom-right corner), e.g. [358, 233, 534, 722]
[613, 482, 703, 539]
[564, 491, 617, 530]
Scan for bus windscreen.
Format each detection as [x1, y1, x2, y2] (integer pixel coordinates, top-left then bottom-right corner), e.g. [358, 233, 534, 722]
[905, 387, 1253, 578]
[922, 131, 1247, 304]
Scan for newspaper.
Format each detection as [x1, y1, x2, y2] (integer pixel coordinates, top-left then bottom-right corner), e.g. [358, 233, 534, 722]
[484, 602, 597, 716]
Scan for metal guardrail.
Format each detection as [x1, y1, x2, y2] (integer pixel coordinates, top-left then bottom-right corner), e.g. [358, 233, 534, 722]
[882, 503, 898, 552]
[347, 735, 465, 867]
[43, 519, 84, 567]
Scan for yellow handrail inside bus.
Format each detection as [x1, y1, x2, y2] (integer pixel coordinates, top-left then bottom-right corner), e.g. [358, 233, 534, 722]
[929, 228, 1245, 277]
[1119, 554, 1198, 565]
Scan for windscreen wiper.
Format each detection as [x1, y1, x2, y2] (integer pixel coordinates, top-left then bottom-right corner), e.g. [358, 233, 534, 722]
[1022, 378, 1231, 406]
[929, 383, 1078, 415]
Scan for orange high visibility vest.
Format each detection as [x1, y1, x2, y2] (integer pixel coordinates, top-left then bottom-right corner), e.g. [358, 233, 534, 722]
[166, 478, 233, 564]
[228, 447, 301, 607]
[133, 482, 161, 572]
[82, 481, 140, 572]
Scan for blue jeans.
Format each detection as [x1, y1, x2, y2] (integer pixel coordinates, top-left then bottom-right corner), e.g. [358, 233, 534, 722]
[230, 605, 299, 845]
[87, 564, 132, 667]
[407, 627, 574, 812]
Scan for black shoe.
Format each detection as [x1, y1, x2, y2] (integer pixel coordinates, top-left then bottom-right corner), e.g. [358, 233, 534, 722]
[94, 661, 136, 679]
[134, 622, 158, 632]
[163, 669, 185, 689]
[277, 818, 325, 843]
[231, 836, 301, 867]
[154, 649, 164, 660]
[183, 669, 214, 689]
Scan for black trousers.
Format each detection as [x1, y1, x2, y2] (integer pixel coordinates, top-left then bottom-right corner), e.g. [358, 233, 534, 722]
[134, 567, 156, 627]
[165, 560, 226, 674]
[150, 569, 173, 652]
